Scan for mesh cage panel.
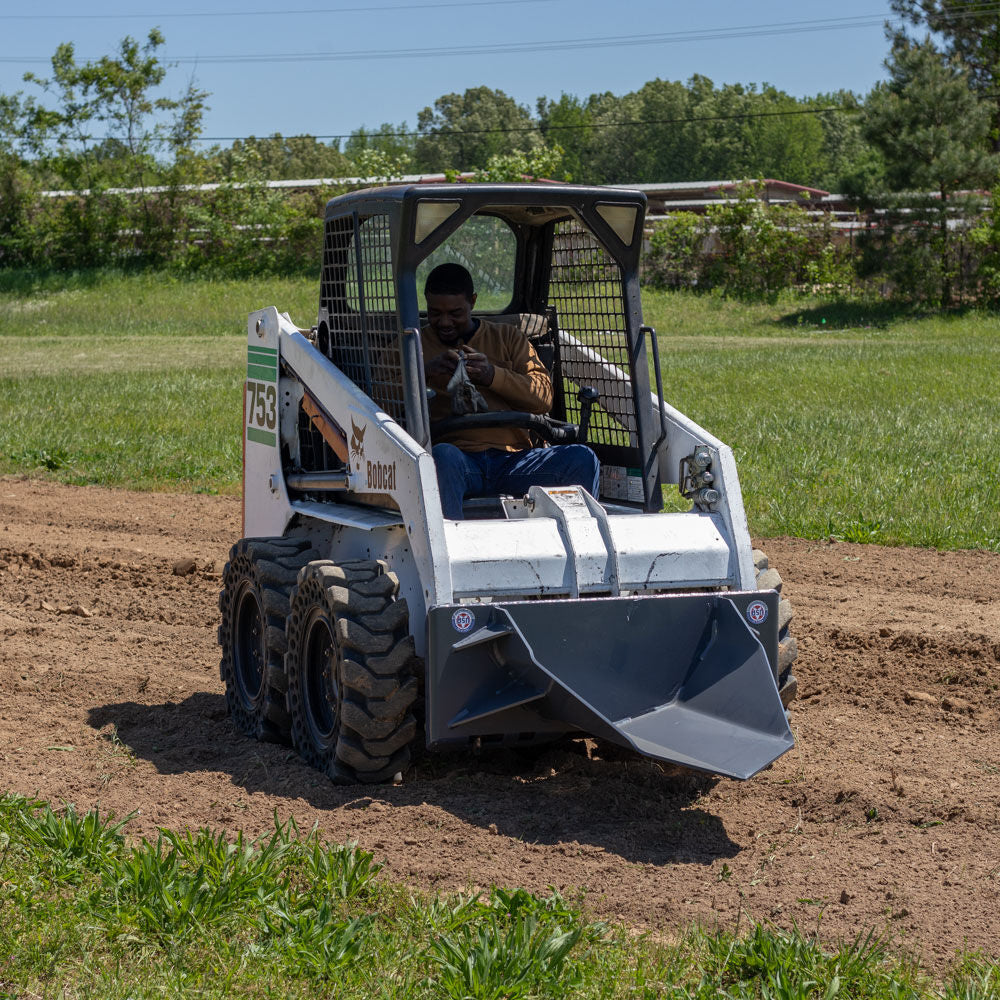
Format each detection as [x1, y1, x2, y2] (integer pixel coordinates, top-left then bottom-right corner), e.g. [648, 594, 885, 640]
[548, 220, 637, 449]
[320, 213, 407, 427]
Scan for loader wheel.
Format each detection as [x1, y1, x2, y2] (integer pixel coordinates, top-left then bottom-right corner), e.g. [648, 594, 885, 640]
[753, 549, 799, 708]
[285, 559, 418, 784]
[218, 536, 318, 744]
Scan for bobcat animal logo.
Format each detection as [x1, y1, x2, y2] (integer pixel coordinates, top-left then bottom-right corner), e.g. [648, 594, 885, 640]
[350, 418, 367, 463]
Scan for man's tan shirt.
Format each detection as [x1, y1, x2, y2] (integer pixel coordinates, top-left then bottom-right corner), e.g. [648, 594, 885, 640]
[421, 319, 553, 453]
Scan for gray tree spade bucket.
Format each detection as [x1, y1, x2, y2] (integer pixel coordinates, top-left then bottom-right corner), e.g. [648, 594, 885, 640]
[426, 590, 794, 781]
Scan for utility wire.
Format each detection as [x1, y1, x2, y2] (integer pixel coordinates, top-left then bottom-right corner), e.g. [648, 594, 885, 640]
[0, 0, 558, 19]
[0, 12, 936, 65]
[5, 0, 1000, 23]
[7, 5, 1000, 64]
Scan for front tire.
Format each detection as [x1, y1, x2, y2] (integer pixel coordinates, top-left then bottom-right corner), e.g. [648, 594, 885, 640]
[285, 560, 418, 783]
[218, 536, 317, 743]
[753, 548, 799, 708]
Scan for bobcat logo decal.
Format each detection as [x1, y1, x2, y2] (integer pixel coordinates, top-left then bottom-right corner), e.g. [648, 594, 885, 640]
[350, 418, 367, 464]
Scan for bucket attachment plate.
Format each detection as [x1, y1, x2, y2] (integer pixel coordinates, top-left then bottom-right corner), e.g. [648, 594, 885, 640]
[426, 591, 793, 780]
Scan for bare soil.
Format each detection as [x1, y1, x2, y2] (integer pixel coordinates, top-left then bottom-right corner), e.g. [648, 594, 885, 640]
[1, 478, 998, 967]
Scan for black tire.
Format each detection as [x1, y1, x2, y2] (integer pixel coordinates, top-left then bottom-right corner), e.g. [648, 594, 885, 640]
[753, 548, 799, 708]
[285, 559, 418, 784]
[218, 536, 317, 744]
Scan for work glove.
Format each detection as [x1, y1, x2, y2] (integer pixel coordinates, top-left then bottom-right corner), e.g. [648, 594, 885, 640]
[446, 353, 488, 416]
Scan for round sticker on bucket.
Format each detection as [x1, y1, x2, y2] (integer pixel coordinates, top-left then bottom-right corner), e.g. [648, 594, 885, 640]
[746, 599, 769, 625]
[452, 608, 475, 633]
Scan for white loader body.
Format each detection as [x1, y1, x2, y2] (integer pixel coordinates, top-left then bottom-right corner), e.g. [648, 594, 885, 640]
[219, 183, 795, 785]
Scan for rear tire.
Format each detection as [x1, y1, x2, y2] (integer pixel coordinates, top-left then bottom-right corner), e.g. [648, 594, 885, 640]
[285, 559, 418, 783]
[218, 536, 317, 744]
[753, 548, 799, 708]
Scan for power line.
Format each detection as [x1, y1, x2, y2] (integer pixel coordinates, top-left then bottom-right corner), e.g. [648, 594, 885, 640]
[6, 0, 1000, 26]
[0, 0, 558, 20]
[5, 3, 1000, 65]
[0, 13, 917, 65]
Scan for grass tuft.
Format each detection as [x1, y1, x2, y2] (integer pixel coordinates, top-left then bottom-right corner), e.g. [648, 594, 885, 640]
[425, 888, 598, 999]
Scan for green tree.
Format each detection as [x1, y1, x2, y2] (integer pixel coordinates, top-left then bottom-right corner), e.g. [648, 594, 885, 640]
[344, 122, 415, 165]
[809, 91, 873, 192]
[413, 87, 539, 173]
[580, 76, 841, 186]
[208, 134, 350, 181]
[643, 211, 704, 289]
[860, 36, 999, 303]
[535, 93, 590, 181]
[582, 89, 644, 183]
[470, 144, 564, 182]
[864, 37, 997, 193]
[737, 85, 829, 185]
[629, 77, 692, 181]
[968, 182, 1000, 303]
[22, 29, 206, 190]
[351, 146, 412, 184]
[704, 183, 834, 301]
[175, 145, 329, 277]
[10, 30, 208, 268]
[890, 0, 1000, 145]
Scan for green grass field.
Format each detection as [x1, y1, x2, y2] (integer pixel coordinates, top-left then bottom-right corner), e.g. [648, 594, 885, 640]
[0, 271, 316, 492]
[1, 270, 996, 549]
[641, 293, 1000, 551]
[2, 794, 996, 1000]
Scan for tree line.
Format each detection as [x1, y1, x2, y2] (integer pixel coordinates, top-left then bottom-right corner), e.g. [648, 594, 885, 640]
[0, 32, 870, 194]
[3, 3, 1000, 305]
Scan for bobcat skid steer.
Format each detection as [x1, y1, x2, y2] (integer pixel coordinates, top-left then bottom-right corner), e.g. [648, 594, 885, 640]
[219, 183, 798, 785]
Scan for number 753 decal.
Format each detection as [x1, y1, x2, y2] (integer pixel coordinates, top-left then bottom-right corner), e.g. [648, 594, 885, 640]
[246, 380, 277, 436]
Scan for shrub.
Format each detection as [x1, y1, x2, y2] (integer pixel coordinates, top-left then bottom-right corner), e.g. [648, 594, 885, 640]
[705, 187, 833, 301]
[855, 192, 987, 306]
[644, 212, 704, 289]
[642, 186, 846, 301]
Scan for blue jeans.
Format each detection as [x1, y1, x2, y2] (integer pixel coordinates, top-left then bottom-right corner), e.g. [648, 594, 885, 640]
[432, 443, 600, 520]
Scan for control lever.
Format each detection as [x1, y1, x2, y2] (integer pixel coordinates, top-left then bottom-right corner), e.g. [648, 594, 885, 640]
[576, 386, 600, 444]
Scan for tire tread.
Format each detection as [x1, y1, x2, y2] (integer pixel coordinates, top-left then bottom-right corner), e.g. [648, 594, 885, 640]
[285, 559, 417, 784]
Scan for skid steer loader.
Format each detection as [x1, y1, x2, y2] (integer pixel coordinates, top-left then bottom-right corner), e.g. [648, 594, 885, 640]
[219, 182, 798, 785]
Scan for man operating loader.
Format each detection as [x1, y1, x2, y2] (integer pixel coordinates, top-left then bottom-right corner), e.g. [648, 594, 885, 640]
[420, 262, 599, 519]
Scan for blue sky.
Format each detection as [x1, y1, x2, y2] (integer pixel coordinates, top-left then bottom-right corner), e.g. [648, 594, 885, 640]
[0, 1, 896, 146]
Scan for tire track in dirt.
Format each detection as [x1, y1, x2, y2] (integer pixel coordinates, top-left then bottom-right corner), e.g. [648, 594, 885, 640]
[1, 478, 998, 967]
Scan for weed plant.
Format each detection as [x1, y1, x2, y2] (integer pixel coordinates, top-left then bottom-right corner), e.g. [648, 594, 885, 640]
[0, 273, 998, 548]
[0, 794, 996, 998]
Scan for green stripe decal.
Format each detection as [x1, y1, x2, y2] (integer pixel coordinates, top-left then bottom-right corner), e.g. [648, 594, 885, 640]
[248, 348, 277, 362]
[247, 427, 276, 447]
[247, 362, 277, 381]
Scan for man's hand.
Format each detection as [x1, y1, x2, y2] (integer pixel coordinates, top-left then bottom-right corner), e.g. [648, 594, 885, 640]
[461, 349, 495, 387]
[425, 349, 460, 380]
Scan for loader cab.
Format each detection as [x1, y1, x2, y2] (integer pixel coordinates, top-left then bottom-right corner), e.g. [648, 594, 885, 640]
[309, 183, 663, 515]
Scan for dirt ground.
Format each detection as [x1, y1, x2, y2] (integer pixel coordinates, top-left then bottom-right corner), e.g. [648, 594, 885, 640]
[1, 478, 998, 968]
